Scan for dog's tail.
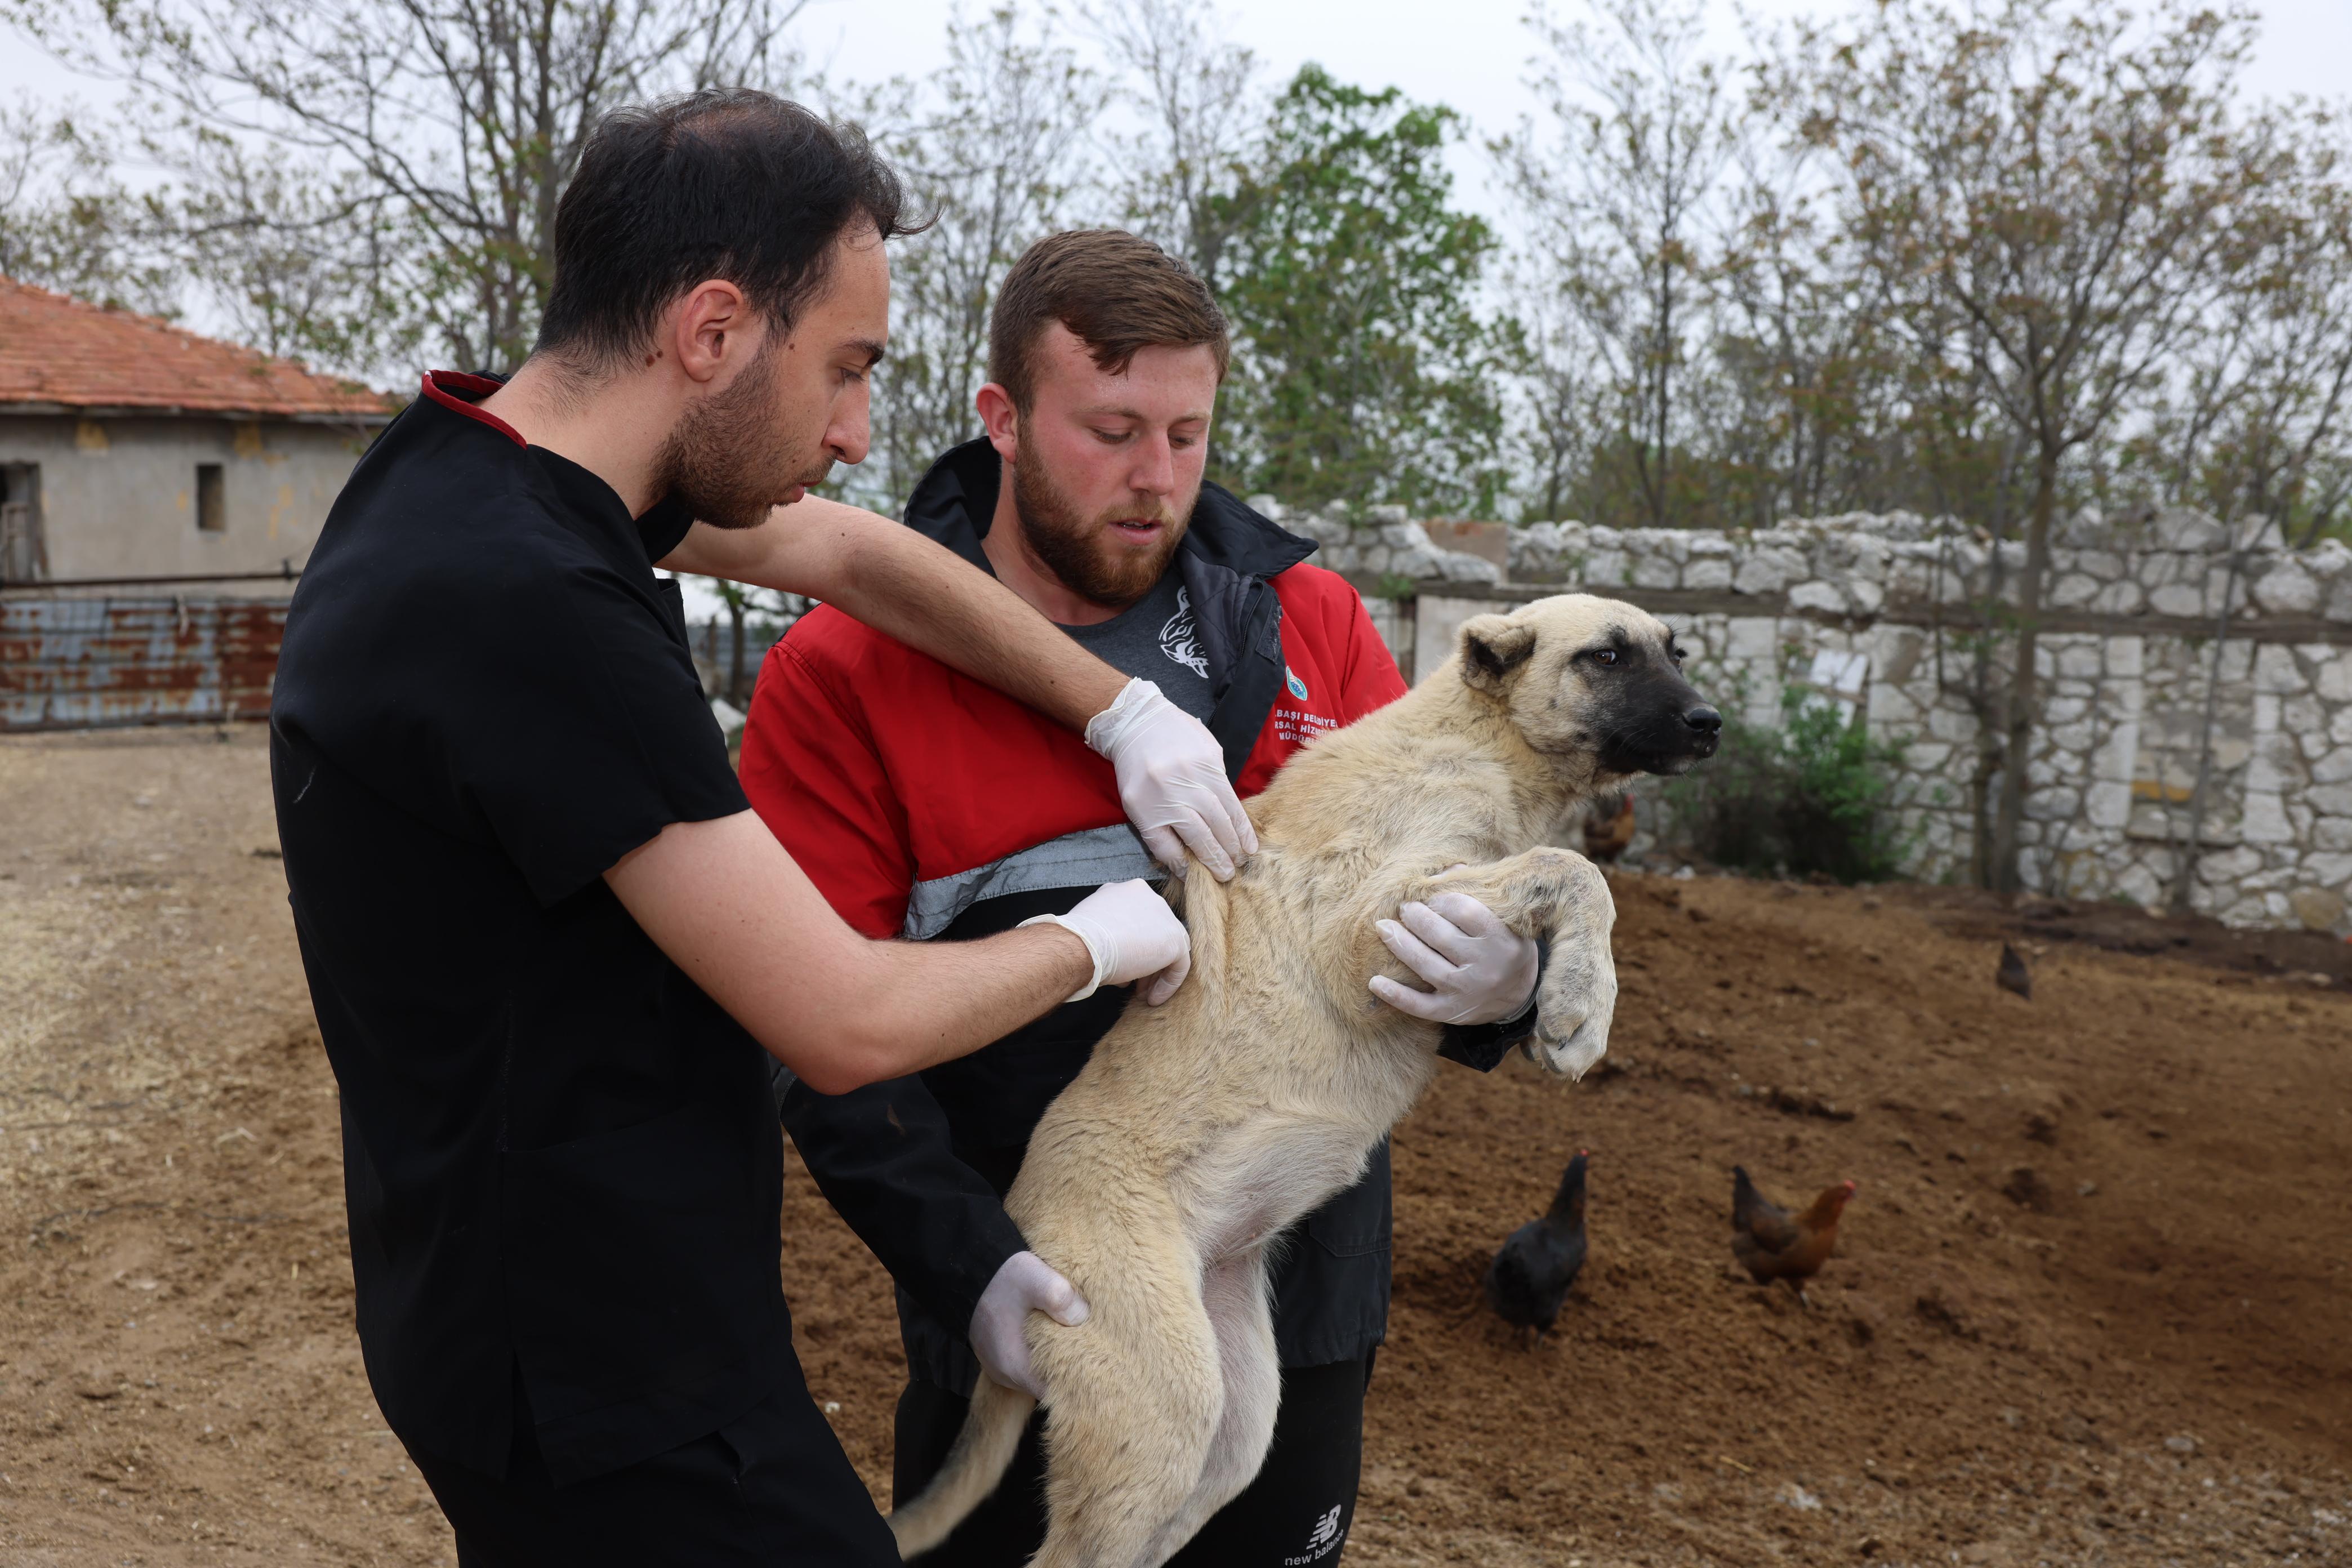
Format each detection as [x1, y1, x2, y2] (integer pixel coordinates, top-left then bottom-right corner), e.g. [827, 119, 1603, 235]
[887, 1376, 1035, 1559]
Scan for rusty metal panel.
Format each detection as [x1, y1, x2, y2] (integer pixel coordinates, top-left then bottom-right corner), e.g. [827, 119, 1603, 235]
[0, 595, 287, 730]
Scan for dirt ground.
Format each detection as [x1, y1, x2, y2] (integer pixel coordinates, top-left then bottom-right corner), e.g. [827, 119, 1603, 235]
[3, 727, 2349, 1567]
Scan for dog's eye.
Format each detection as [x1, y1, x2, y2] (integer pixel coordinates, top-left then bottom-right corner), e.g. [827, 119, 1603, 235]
[1669, 647, 1686, 664]
[1591, 649, 1620, 667]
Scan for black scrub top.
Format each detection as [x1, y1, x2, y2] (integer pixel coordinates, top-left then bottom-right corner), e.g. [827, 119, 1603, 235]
[270, 372, 785, 1485]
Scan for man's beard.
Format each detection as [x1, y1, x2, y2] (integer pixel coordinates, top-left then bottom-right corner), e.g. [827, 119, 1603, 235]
[655, 340, 828, 531]
[1012, 447, 1193, 611]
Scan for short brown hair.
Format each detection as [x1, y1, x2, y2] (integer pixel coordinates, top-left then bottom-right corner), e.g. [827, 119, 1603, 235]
[988, 229, 1231, 411]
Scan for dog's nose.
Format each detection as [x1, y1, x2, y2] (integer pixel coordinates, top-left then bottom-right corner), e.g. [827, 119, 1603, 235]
[1681, 704, 1722, 737]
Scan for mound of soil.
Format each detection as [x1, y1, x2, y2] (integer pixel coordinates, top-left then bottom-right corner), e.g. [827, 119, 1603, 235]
[5, 729, 2349, 1566]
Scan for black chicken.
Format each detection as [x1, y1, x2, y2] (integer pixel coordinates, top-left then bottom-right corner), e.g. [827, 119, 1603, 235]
[1483, 1151, 1589, 1345]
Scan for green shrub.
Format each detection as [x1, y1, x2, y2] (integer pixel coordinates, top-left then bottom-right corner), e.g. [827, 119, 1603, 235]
[1660, 682, 1912, 883]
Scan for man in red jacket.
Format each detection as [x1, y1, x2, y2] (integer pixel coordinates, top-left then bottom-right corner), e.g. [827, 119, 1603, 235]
[739, 230, 1543, 1566]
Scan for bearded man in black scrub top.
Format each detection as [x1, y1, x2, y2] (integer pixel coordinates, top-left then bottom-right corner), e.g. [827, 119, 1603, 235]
[269, 91, 1259, 1564]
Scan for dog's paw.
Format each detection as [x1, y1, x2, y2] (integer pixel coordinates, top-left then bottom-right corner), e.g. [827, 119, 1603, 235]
[1530, 934, 1616, 1080]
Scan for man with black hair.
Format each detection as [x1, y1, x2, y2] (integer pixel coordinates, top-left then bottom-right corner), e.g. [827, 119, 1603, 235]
[272, 93, 1252, 1562]
[741, 228, 1544, 1566]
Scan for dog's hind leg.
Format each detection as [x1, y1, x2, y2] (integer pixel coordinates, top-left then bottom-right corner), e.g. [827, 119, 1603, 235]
[1139, 1253, 1281, 1565]
[1027, 1242, 1224, 1568]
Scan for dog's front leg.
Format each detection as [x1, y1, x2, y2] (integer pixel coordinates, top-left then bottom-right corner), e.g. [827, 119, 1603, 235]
[1394, 847, 1618, 1079]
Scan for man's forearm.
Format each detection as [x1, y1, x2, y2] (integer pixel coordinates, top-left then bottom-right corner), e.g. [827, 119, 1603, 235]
[661, 499, 1123, 730]
[824, 924, 1095, 1091]
[607, 812, 1097, 1094]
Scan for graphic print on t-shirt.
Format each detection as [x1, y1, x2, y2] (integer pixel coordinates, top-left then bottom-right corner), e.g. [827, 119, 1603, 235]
[1158, 587, 1208, 678]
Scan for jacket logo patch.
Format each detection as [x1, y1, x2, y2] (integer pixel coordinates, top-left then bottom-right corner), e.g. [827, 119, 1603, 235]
[1160, 589, 1209, 678]
[1285, 666, 1309, 701]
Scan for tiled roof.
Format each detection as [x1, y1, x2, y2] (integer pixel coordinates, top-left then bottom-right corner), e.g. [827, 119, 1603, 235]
[0, 275, 396, 421]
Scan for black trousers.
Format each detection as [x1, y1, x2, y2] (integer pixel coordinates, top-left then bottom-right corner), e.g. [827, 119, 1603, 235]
[893, 1355, 1371, 1567]
[406, 1358, 899, 1567]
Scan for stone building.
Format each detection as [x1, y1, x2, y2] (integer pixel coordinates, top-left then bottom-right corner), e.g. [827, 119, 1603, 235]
[0, 277, 393, 590]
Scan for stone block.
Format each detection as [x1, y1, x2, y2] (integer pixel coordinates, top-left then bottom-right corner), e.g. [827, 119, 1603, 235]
[2315, 817, 2352, 852]
[2288, 887, 2346, 933]
[2150, 582, 2206, 618]
[2115, 862, 2163, 907]
[2049, 720, 2095, 754]
[2240, 791, 2293, 844]
[2251, 559, 2322, 614]
[2106, 637, 2145, 679]
[1434, 550, 1504, 585]
[2093, 580, 2148, 615]
[1788, 580, 1846, 614]
[1725, 617, 1780, 660]
[1734, 547, 1807, 595]
[1421, 519, 1511, 568]
[1630, 551, 1681, 590]
[1357, 544, 1391, 574]
[2056, 642, 2102, 678]
[2051, 572, 2101, 608]
[1683, 556, 1733, 591]
[2025, 786, 2082, 822]
[1366, 504, 1410, 529]
[2310, 781, 2352, 816]
[1584, 549, 1629, 587]
[2308, 852, 2352, 887]
[2315, 656, 2352, 703]
[2255, 643, 2301, 696]
[2320, 750, 2352, 786]
[1846, 578, 1885, 615]
[2087, 781, 2132, 829]
[2150, 507, 2226, 551]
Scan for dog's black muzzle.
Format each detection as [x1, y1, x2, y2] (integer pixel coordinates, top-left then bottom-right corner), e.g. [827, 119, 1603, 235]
[1597, 675, 1722, 777]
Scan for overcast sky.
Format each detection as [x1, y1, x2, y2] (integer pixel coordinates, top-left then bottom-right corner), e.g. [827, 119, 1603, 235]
[9, 0, 2350, 204]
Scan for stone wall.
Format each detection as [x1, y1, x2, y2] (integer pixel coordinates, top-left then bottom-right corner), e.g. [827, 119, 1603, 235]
[1249, 496, 2352, 936]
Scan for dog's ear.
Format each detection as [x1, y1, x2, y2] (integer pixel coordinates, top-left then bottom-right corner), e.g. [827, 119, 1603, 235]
[1459, 614, 1538, 697]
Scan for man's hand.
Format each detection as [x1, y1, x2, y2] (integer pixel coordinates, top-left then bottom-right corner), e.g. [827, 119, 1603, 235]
[971, 1250, 1088, 1400]
[1368, 891, 1540, 1026]
[1085, 679, 1257, 881]
[1019, 878, 1191, 1005]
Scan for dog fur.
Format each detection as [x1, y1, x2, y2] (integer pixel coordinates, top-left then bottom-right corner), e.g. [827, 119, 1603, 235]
[889, 594, 1719, 1567]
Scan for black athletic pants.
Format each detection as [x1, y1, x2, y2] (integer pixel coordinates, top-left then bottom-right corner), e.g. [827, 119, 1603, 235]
[406, 1359, 899, 1567]
[892, 1354, 1371, 1567]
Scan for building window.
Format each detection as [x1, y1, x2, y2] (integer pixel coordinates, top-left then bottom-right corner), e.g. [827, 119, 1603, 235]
[196, 463, 226, 533]
[1, 462, 46, 583]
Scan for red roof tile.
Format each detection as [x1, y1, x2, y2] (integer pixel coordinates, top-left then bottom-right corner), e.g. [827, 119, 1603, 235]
[0, 275, 396, 421]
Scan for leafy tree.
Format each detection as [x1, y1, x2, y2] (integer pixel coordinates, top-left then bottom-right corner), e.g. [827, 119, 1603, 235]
[1083, 0, 1264, 289]
[1210, 65, 1509, 515]
[1500, 0, 1733, 529]
[0, 96, 177, 315]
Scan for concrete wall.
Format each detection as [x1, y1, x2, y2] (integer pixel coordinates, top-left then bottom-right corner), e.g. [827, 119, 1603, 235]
[1259, 497, 2352, 936]
[0, 413, 377, 589]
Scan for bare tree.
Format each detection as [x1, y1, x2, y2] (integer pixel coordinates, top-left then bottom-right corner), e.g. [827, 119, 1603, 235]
[1081, 0, 1263, 288]
[1500, 0, 1734, 529]
[1792, 0, 2267, 895]
[6, 0, 808, 374]
[843, 3, 1102, 513]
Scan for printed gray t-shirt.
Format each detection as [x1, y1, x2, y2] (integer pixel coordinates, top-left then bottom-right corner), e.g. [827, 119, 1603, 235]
[1058, 569, 1216, 723]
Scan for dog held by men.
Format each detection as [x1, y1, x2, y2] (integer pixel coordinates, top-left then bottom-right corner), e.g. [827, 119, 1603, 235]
[890, 594, 1721, 1567]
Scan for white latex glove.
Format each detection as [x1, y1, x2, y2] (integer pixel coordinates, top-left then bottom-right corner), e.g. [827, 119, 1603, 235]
[1018, 878, 1191, 1005]
[1085, 679, 1258, 881]
[1368, 890, 1540, 1026]
[971, 1250, 1089, 1400]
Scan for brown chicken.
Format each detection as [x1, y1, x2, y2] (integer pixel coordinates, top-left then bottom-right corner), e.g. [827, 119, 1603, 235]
[1730, 1166, 1856, 1306]
[1582, 791, 1636, 862]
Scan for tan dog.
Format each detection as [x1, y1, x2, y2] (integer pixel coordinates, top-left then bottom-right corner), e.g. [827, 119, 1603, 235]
[890, 594, 1720, 1567]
